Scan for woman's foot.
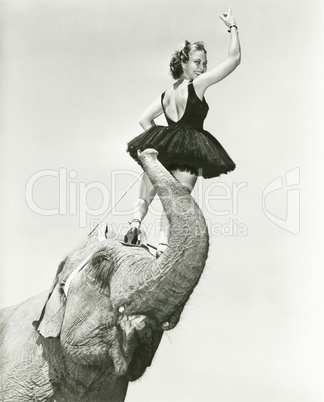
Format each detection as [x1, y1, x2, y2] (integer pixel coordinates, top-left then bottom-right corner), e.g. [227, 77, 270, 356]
[156, 243, 168, 258]
[124, 219, 141, 245]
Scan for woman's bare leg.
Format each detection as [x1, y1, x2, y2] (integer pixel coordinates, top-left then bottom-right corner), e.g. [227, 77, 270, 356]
[131, 173, 156, 226]
[124, 172, 156, 244]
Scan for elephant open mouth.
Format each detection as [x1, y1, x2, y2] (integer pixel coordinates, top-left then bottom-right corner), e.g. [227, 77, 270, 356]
[118, 313, 146, 335]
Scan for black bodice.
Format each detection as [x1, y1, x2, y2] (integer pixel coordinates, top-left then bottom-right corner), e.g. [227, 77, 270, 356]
[161, 81, 209, 129]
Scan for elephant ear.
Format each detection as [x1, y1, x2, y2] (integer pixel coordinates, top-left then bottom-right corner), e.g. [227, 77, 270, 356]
[32, 258, 67, 338]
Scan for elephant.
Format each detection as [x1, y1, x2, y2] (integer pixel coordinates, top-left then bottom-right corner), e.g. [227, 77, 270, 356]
[0, 149, 209, 401]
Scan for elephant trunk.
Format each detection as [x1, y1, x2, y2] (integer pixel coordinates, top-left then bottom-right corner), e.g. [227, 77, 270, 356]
[111, 149, 209, 329]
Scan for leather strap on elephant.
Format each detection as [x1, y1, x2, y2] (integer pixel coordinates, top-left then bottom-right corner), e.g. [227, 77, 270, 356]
[63, 251, 95, 297]
[63, 227, 107, 297]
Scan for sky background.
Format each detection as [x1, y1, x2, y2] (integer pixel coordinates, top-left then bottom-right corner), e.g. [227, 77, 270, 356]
[0, 0, 323, 401]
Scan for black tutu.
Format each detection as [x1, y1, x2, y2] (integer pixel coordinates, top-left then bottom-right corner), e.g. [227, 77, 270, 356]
[126, 81, 236, 179]
[126, 125, 236, 179]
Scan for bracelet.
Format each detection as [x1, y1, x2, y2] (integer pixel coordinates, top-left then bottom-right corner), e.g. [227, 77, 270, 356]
[228, 25, 238, 33]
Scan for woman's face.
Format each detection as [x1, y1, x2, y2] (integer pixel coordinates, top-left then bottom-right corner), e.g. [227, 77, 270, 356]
[182, 50, 208, 80]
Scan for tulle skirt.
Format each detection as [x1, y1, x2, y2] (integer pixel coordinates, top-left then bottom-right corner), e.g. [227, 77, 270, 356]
[126, 125, 236, 179]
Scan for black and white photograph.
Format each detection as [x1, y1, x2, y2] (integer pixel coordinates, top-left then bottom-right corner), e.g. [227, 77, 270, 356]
[0, 1, 323, 401]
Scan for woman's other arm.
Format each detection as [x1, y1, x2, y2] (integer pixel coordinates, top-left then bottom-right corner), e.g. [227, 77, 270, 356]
[139, 96, 164, 130]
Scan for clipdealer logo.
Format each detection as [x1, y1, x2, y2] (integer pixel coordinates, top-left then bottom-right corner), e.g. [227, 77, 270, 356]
[25, 167, 300, 235]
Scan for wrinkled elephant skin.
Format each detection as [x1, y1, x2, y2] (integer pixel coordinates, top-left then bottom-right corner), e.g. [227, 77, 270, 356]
[0, 149, 209, 401]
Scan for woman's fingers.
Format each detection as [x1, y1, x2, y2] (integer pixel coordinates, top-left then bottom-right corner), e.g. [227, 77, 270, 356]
[219, 13, 226, 22]
[219, 7, 235, 25]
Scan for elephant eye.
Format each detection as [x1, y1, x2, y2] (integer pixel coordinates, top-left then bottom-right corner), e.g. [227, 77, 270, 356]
[86, 250, 114, 294]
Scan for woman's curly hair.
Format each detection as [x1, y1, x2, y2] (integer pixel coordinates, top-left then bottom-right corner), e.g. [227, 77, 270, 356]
[169, 40, 207, 80]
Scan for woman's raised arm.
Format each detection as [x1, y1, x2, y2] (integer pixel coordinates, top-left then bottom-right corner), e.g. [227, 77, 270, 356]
[194, 7, 241, 96]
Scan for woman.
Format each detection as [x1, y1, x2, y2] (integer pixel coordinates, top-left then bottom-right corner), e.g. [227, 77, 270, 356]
[125, 7, 241, 257]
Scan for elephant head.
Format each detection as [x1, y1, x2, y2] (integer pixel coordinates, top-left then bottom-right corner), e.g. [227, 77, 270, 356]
[33, 149, 209, 396]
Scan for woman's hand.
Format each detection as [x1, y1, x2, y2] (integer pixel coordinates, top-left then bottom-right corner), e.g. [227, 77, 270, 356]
[219, 6, 237, 28]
